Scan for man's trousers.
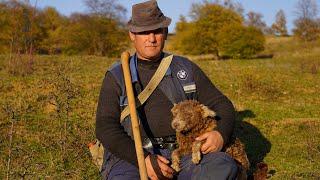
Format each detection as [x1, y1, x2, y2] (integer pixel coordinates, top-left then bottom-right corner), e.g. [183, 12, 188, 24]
[102, 148, 238, 180]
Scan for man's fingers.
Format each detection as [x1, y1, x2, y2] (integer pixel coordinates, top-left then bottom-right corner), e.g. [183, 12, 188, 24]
[157, 155, 174, 177]
[157, 160, 174, 177]
[150, 175, 158, 180]
[202, 147, 210, 154]
[159, 163, 174, 174]
[201, 140, 211, 152]
[157, 155, 170, 164]
[204, 146, 216, 154]
[145, 155, 160, 180]
[195, 132, 210, 141]
[162, 171, 173, 179]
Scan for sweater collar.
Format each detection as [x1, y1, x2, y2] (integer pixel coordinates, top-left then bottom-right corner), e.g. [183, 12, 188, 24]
[129, 52, 172, 83]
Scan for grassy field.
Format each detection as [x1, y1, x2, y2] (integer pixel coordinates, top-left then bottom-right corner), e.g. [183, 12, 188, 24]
[0, 37, 319, 179]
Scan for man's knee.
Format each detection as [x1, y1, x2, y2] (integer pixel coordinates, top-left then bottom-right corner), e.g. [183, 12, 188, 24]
[193, 152, 238, 180]
[104, 160, 140, 180]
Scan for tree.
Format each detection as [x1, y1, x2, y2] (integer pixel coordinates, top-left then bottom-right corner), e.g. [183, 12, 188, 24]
[246, 11, 267, 33]
[0, 0, 129, 56]
[171, 17, 199, 55]
[293, 0, 320, 41]
[0, 1, 48, 54]
[271, 10, 288, 36]
[84, 0, 126, 22]
[293, 18, 320, 41]
[294, 0, 318, 19]
[188, 3, 243, 56]
[221, 0, 244, 16]
[172, 2, 265, 58]
[38, 7, 67, 54]
[211, 0, 244, 16]
[218, 24, 265, 58]
[60, 13, 128, 56]
[0, 2, 12, 53]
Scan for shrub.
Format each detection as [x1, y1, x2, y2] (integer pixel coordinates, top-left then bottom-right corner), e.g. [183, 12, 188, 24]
[59, 14, 129, 57]
[170, 20, 200, 55]
[171, 2, 265, 59]
[218, 25, 265, 58]
[0, 1, 129, 57]
[293, 18, 320, 42]
[172, 3, 243, 57]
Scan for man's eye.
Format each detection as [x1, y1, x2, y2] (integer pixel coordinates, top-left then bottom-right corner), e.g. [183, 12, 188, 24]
[136, 31, 149, 35]
[154, 29, 163, 34]
[136, 28, 163, 35]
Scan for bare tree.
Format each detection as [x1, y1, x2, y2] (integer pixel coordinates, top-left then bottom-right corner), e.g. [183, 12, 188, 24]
[246, 11, 267, 32]
[294, 0, 318, 19]
[222, 0, 244, 16]
[212, 0, 244, 16]
[271, 10, 288, 36]
[293, 0, 319, 41]
[84, 0, 126, 21]
[293, 18, 320, 41]
[190, 0, 244, 21]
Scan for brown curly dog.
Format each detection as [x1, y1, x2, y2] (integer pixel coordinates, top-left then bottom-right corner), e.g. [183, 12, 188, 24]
[171, 100, 250, 179]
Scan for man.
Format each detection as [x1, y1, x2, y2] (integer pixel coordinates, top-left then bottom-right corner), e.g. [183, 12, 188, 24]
[96, 0, 238, 179]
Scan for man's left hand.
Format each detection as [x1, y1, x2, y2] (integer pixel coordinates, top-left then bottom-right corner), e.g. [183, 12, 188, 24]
[195, 130, 224, 154]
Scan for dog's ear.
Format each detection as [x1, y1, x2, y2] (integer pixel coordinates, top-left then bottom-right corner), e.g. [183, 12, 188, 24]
[200, 104, 216, 118]
[171, 103, 178, 113]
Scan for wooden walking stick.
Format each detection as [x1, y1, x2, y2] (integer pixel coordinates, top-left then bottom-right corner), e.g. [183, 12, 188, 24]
[121, 51, 148, 180]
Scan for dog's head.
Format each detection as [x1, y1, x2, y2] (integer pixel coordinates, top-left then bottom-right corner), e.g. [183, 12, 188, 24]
[171, 100, 216, 133]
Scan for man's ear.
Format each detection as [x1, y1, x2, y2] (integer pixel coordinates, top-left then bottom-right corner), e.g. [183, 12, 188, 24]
[129, 31, 135, 41]
[200, 104, 216, 118]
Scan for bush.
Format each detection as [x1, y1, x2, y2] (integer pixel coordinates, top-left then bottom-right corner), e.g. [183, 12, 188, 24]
[0, 1, 129, 57]
[172, 4, 243, 56]
[218, 25, 265, 58]
[293, 18, 320, 42]
[57, 14, 129, 57]
[170, 20, 200, 55]
[171, 2, 265, 59]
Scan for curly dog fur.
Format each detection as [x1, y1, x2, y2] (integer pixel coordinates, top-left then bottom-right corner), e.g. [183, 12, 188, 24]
[171, 100, 250, 179]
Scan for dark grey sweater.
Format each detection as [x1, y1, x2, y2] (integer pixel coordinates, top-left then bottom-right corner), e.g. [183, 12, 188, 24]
[96, 57, 236, 167]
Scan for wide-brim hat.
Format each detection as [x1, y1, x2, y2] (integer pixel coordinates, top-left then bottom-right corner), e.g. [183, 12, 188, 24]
[128, 0, 171, 33]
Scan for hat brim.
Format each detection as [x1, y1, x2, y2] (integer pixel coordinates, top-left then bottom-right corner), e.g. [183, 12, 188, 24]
[128, 17, 171, 33]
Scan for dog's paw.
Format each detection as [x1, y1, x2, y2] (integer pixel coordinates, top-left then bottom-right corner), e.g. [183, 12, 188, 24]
[171, 162, 180, 172]
[192, 151, 201, 164]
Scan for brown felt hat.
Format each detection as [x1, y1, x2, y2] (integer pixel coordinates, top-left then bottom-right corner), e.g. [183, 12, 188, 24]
[128, 0, 171, 33]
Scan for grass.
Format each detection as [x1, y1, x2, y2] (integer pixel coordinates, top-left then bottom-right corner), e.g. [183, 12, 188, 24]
[0, 37, 319, 179]
[195, 36, 320, 179]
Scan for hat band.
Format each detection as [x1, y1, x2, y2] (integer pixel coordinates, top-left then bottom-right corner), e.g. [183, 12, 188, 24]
[131, 14, 166, 27]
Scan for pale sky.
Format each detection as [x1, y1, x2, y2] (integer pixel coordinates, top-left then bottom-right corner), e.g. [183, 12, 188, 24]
[29, 0, 320, 33]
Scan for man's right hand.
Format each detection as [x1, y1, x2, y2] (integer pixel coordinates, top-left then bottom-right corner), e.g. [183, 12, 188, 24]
[145, 154, 174, 180]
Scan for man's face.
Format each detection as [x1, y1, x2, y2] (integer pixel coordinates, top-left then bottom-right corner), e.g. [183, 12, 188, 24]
[129, 28, 167, 61]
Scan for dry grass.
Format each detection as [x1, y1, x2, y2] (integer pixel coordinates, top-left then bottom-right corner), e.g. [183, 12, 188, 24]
[0, 36, 319, 179]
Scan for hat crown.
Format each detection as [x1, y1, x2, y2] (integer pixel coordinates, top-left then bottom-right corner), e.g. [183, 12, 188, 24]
[128, 0, 171, 33]
[131, 0, 165, 27]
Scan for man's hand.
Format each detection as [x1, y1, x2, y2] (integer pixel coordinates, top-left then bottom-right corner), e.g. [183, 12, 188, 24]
[145, 154, 174, 180]
[195, 130, 224, 154]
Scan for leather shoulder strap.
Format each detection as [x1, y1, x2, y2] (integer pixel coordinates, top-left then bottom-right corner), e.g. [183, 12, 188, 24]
[120, 55, 173, 122]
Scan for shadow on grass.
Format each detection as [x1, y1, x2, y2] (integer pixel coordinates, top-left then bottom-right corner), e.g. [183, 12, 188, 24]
[234, 110, 272, 177]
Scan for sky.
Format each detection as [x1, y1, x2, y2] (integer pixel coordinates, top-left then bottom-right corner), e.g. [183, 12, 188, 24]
[29, 0, 320, 33]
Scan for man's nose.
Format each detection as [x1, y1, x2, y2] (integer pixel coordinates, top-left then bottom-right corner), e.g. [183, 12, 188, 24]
[148, 33, 156, 43]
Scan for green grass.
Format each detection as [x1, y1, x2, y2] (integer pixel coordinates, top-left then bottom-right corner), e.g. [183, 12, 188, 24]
[0, 37, 319, 179]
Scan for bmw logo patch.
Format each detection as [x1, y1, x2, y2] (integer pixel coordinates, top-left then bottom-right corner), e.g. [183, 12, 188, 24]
[177, 70, 188, 80]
